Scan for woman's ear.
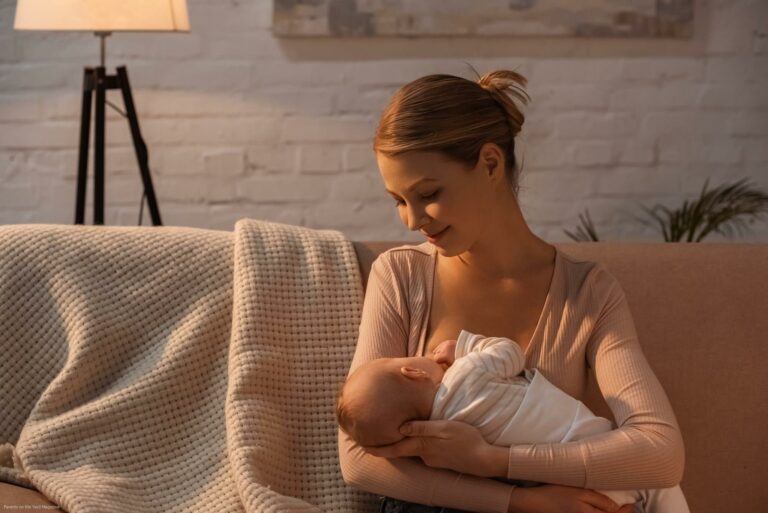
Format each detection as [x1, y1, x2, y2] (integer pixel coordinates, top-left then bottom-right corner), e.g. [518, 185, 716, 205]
[478, 142, 505, 180]
[400, 366, 430, 380]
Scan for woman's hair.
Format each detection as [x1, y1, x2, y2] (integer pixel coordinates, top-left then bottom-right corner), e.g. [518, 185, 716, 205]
[373, 69, 531, 196]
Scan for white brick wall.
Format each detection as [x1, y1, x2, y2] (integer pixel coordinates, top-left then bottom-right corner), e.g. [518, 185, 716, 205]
[1, 0, 767, 243]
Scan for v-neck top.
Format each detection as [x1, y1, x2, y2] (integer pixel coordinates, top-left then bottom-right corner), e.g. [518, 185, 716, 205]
[338, 242, 685, 513]
[416, 242, 561, 360]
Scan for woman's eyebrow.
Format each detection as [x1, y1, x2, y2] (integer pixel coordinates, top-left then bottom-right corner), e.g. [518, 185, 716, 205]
[385, 178, 439, 195]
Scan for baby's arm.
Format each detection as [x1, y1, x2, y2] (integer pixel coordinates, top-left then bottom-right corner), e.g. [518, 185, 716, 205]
[454, 330, 526, 379]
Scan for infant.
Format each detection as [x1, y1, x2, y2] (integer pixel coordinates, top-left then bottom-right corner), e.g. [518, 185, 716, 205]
[336, 329, 690, 513]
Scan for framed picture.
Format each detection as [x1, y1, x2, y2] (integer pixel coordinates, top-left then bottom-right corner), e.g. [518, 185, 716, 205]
[272, 0, 694, 38]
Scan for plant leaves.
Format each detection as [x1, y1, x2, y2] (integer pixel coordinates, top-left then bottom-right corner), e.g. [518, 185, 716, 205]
[637, 177, 768, 242]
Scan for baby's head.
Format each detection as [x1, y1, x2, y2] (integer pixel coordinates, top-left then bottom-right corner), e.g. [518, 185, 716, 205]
[336, 356, 444, 447]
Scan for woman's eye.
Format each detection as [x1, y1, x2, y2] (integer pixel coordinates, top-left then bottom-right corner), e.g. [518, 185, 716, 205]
[392, 191, 439, 207]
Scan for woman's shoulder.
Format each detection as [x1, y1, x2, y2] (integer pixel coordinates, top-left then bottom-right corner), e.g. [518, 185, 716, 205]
[367, 241, 434, 299]
[555, 247, 625, 306]
[372, 241, 435, 275]
[379, 240, 435, 258]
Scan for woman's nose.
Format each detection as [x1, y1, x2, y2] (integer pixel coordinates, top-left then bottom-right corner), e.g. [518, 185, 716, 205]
[406, 205, 428, 231]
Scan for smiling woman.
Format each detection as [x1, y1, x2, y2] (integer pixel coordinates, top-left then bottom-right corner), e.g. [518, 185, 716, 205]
[377, 150, 501, 255]
[371, 71, 543, 269]
[337, 68, 685, 513]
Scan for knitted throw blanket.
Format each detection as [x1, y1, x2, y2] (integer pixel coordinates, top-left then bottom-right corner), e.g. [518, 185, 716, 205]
[0, 219, 376, 512]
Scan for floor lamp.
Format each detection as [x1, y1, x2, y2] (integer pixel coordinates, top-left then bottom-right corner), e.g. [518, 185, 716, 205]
[13, 0, 190, 226]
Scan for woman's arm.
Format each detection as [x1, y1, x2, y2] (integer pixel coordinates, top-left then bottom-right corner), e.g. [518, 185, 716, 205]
[362, 424, 633, 513]
[504, 266, 685, 490]
[338, 253, 516, 513]
[371, 267, 684, 490]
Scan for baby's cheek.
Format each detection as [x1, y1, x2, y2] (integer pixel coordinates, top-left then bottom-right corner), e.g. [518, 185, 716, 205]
[434, 343, 452, 359]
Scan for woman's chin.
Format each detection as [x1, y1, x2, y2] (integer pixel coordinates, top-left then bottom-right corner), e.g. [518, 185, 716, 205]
[432, 238, 463, 257]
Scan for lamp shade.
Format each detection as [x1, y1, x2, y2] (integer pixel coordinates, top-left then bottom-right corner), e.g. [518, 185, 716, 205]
[14, 0, 190, 32]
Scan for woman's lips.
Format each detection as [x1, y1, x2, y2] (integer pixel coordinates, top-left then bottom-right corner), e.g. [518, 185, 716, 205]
[427, 227, 449, 242]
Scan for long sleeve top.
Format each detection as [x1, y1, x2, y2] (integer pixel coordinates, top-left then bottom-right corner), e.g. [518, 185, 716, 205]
[338, 242, 685, 513]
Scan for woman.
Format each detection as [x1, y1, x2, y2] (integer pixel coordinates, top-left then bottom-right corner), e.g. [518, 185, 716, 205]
[338, 70, 685, 513]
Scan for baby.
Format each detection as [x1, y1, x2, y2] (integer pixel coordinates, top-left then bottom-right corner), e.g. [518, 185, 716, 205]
[336, 329, 690, 513]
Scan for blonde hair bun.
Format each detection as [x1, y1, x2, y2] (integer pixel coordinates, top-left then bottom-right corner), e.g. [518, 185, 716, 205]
[477, 70, 531, 138]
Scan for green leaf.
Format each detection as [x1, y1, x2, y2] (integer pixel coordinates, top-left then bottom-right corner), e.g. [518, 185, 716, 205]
[568, 177, 768, 242]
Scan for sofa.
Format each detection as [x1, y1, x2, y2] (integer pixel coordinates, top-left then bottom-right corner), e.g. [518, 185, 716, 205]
[1, 234, 767, 512]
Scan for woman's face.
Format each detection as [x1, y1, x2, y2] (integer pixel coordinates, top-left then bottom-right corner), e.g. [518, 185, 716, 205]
[376, 149, 496, 255]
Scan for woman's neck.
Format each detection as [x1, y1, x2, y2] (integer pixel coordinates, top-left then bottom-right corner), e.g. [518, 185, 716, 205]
[458, 194, 555, 281]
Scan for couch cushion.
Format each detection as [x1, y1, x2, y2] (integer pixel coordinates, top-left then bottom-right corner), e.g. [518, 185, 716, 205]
[0, 482, 63, 511]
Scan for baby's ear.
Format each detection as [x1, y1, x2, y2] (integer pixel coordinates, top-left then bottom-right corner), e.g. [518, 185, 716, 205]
[400, 366, 429, 380]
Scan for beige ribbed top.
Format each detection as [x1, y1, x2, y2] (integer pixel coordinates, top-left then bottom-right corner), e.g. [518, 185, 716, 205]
[338, 242, 685, 513]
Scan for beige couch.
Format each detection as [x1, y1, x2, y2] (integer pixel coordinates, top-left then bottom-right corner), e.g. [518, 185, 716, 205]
[2, 241, 767, 512]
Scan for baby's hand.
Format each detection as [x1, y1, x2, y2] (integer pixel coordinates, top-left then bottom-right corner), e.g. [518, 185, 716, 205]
[431, 339, 457, 368]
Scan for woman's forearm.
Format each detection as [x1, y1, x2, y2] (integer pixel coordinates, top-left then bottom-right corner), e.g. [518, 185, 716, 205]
[339, 430, 515, 513]
[504, 429, 684, 489]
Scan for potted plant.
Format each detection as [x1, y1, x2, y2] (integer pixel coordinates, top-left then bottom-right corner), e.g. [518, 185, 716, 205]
[564, 178, 768, 242]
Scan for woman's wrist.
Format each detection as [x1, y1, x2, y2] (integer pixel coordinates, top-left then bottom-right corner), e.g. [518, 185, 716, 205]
[477, 443, 509, 478]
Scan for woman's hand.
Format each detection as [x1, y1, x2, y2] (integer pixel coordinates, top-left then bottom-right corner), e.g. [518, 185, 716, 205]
[362, 419, 501, 477]
[508, 485, 636, 513]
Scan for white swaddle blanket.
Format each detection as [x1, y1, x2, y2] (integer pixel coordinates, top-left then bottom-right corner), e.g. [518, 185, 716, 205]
[431, 330, 690, 513]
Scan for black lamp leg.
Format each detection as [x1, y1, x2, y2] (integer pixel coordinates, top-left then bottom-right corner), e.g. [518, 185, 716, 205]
[116, 66, 162, 226]
[73, 65, 161, 226]
[94, 66, 106, 225]
[75, 68, 94, 225]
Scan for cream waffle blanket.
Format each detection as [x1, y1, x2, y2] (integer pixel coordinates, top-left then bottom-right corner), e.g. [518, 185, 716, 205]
[0, 219, 376, 512]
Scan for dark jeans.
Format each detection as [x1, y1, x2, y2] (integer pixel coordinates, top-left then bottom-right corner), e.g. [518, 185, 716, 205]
[378, 479, 542, 513]
[379, 497, 471, 513]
